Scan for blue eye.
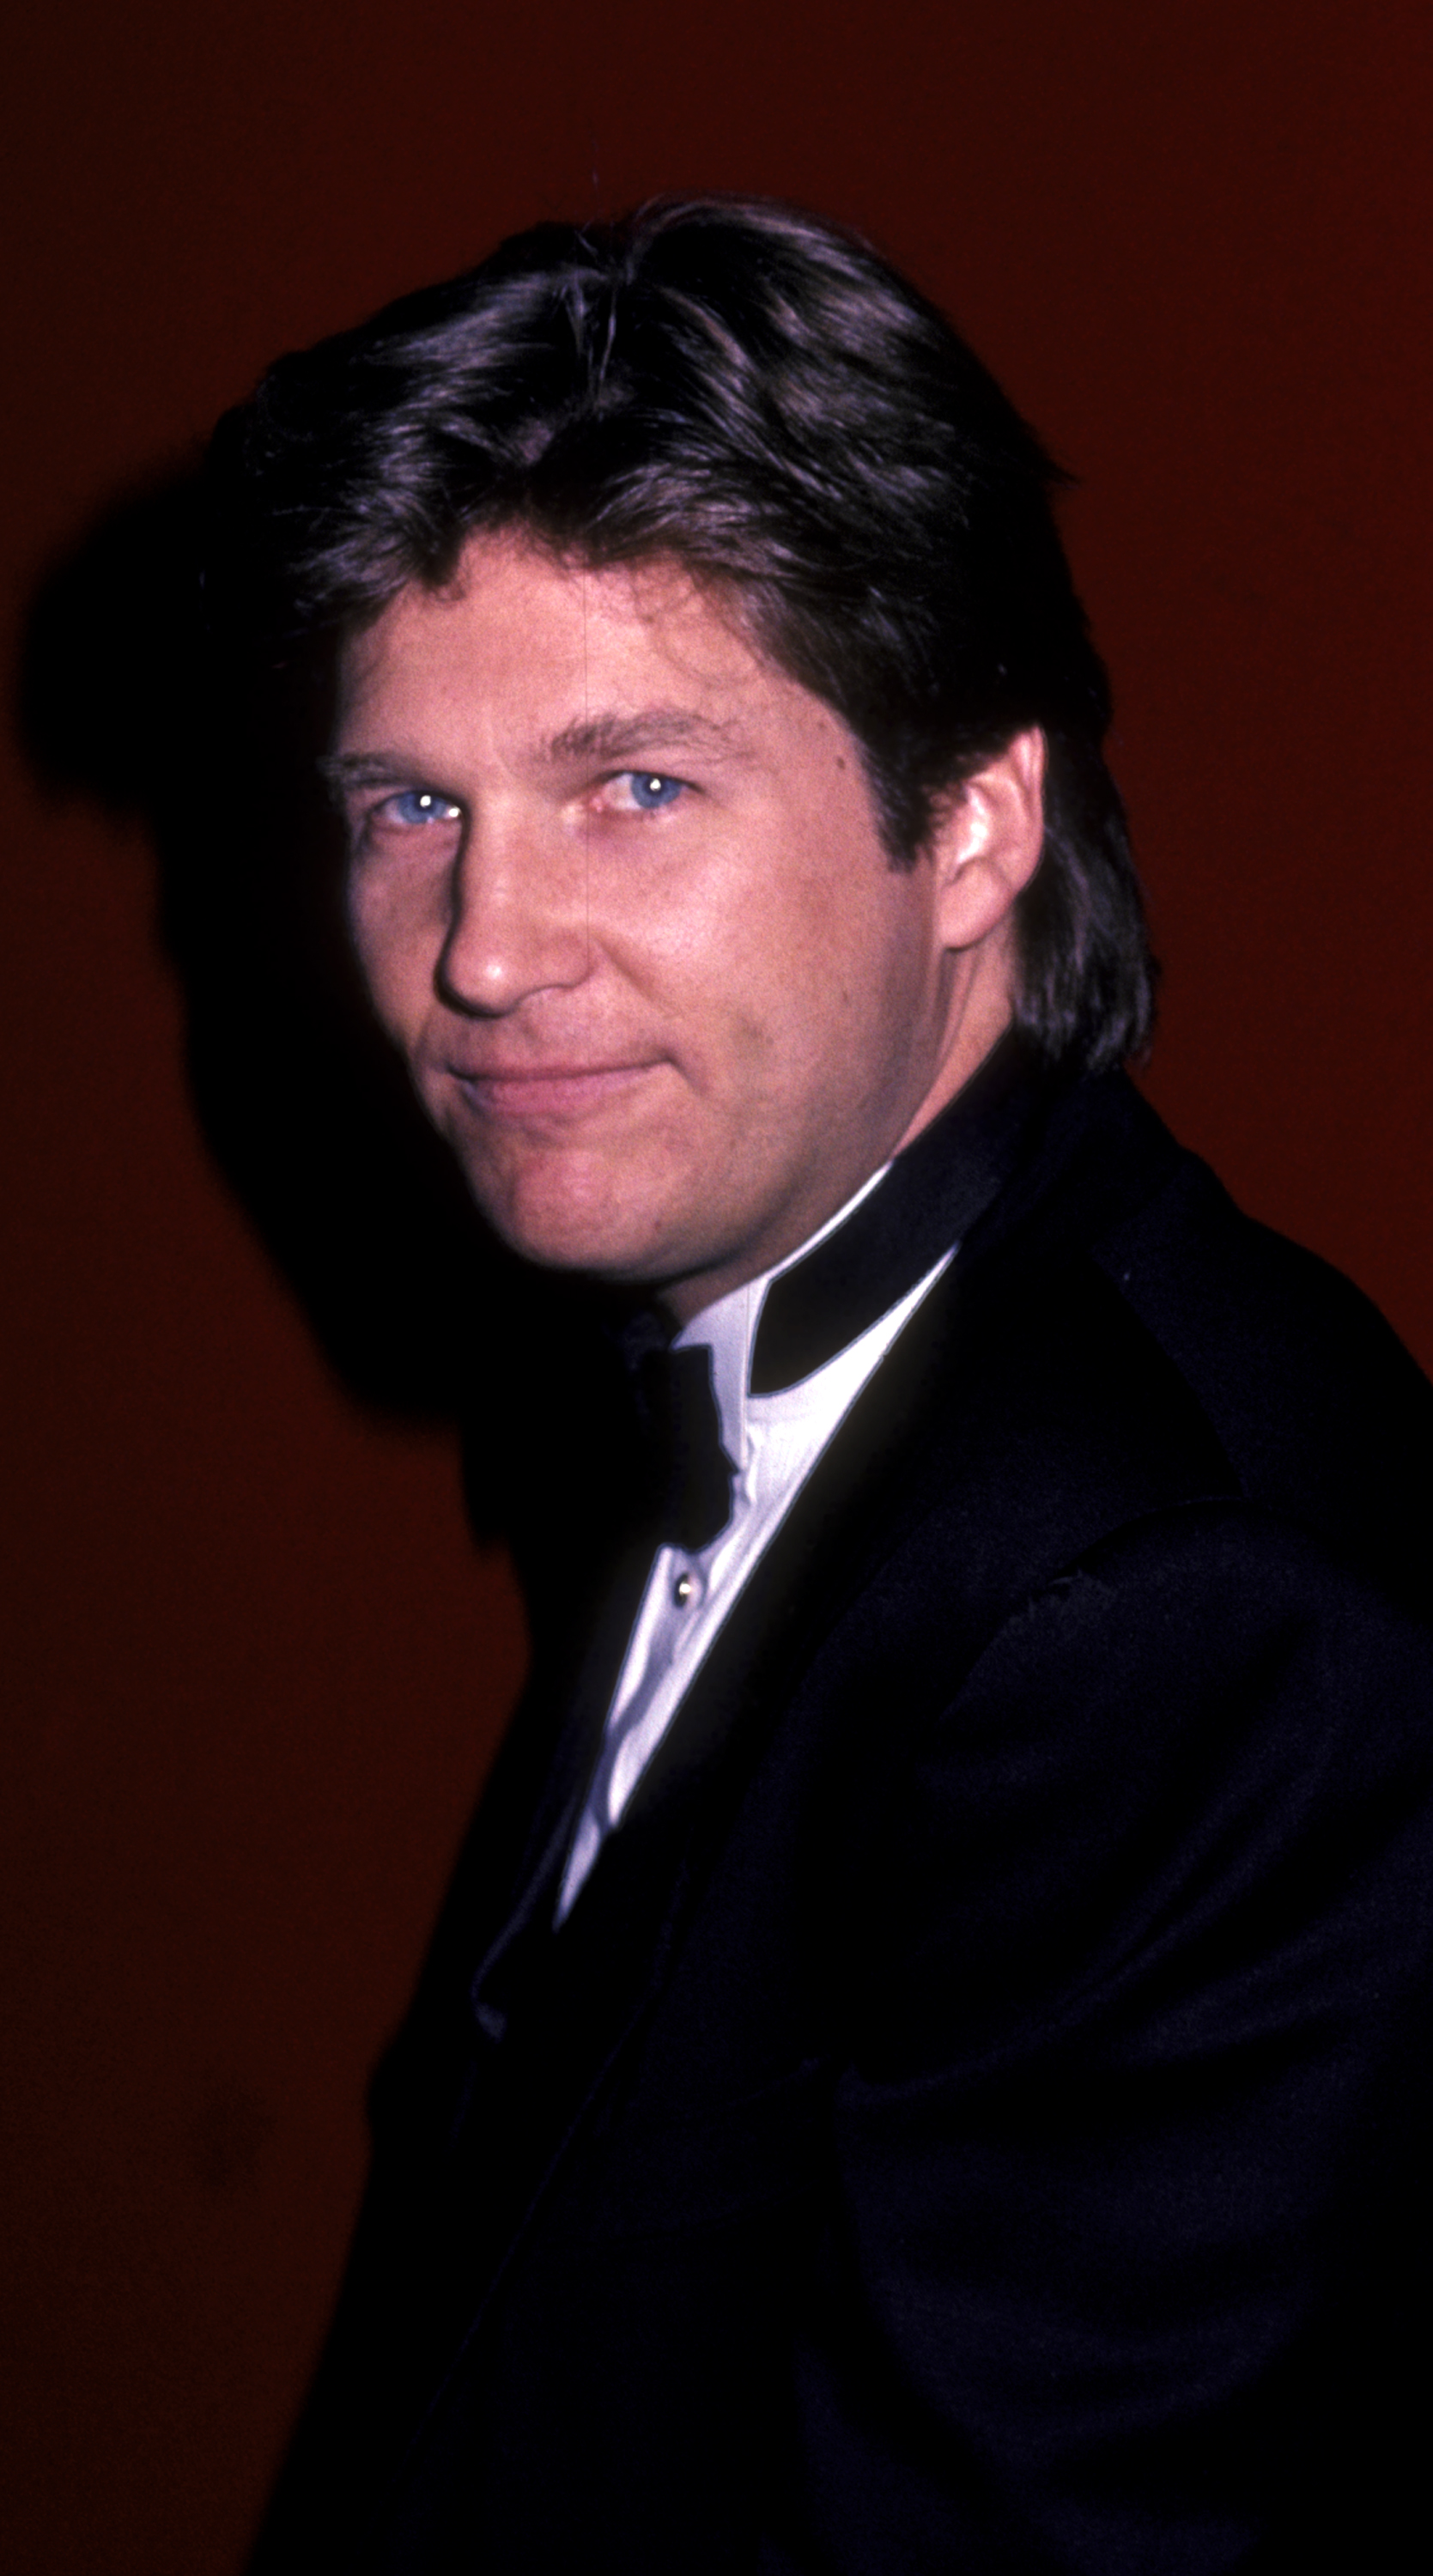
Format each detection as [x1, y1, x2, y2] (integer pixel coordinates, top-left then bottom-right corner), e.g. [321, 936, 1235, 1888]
[624, 772, 683, 811]
[386, 789, 461, 826]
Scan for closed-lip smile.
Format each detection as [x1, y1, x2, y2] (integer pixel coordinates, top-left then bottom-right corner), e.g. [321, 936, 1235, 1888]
[447, 1060, 664, 1120]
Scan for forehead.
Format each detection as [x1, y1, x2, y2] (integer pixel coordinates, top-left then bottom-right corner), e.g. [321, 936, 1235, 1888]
[334, 533, 828, 763]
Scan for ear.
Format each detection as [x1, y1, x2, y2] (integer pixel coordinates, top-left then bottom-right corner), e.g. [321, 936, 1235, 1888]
[928, 728, 1047, 951]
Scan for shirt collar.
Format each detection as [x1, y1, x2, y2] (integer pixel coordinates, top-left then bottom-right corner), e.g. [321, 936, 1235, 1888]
[677, 1030, 1053, 1463]
[674, 1158, 891, 1473]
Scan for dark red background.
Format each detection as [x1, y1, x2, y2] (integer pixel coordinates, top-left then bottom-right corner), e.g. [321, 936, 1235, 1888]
[3, 6, 1430, 2568]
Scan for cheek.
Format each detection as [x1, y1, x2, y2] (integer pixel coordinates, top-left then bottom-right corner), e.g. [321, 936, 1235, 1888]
[779, 886, 941, 1116]
[347, 866, 442, 1035]
[759, 860, 928, 1047]
[649, 835, 840, 1001]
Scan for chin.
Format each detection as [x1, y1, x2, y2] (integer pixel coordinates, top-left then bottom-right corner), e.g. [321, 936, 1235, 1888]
[465, 1156, 695, 1288]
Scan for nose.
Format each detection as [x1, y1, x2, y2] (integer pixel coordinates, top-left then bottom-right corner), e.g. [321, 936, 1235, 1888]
[437, 810, 592, 1018]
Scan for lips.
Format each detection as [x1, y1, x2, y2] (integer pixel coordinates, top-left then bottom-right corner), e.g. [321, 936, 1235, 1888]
[446, 1060, 664, 1121]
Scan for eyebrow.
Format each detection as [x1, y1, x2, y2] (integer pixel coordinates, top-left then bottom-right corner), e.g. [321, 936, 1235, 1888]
[318, 750, 436, 798]
[543, 708, 744, 764]
[319, 707, 747, 796]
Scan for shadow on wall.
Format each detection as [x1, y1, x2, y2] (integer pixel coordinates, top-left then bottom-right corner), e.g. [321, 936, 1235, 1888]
[16, 471, 505, 1429]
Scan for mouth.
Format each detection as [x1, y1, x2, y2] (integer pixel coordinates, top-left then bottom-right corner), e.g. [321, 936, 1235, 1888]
[446, 1060, 665, 1121]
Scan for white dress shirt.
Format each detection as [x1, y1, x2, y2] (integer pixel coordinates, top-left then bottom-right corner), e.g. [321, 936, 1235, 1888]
[556, 1171, 955, 1919]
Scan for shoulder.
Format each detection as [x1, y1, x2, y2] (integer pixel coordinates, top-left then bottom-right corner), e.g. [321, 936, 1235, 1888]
[859, 1499, 1433, 2047]
[938, 1071, 1433, 1610]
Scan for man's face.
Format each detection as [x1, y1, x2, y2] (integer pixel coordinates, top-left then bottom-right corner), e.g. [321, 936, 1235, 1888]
[333, 534, 1012, 1319]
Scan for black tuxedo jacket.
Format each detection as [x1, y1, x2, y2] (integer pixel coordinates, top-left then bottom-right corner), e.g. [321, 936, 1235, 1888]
[251, 1067, 1433, 2574]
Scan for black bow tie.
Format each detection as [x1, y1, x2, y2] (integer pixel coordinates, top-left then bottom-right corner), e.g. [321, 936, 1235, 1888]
[622, 1324, 736, 1554]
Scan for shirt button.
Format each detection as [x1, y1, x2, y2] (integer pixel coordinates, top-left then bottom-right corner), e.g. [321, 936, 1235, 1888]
[672, 1571, 696, 1607]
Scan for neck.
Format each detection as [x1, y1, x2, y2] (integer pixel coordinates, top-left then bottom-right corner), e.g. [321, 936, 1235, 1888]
[661, 976, 1019, 1330]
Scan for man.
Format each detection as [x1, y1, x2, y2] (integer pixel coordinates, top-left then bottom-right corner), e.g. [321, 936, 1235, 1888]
[210, 198, 1433, 2571]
